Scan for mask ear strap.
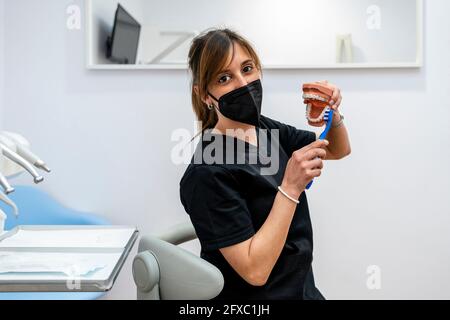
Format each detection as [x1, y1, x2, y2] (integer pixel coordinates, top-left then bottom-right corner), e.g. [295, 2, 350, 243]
[207, 92, 219, 103]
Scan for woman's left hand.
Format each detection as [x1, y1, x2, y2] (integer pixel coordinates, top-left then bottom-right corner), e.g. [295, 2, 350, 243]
[304, 80, 343, 127]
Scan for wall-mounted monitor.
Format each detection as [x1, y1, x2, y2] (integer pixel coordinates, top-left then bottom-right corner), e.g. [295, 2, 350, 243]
[106, 4, 141, 64]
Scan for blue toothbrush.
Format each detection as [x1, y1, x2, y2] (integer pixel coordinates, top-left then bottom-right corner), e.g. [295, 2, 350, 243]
[306, 107, 334, 190]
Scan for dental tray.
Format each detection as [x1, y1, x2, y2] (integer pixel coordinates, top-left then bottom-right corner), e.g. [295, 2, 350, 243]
[0, 225, 139, 292]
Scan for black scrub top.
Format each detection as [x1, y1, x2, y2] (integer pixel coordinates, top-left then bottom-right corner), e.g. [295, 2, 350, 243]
[179, 114, 325, 300]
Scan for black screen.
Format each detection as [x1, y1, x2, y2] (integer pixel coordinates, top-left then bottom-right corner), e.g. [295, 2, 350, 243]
[108, 4, 141, 64]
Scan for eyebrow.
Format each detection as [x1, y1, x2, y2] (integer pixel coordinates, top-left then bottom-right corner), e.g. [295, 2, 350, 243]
[219, 59, 254, 74]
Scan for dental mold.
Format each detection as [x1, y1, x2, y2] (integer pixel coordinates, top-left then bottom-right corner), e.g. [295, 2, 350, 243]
[302, 83, 333, 125]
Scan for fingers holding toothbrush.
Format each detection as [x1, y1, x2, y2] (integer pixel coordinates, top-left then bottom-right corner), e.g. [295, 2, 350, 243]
[281, 139, 329, 197]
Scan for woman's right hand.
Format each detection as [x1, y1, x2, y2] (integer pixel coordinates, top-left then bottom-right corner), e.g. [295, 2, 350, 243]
[281, 139, 329, 199]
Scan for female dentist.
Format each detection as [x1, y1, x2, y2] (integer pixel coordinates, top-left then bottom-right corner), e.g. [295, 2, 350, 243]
[180, 28, 351, 300]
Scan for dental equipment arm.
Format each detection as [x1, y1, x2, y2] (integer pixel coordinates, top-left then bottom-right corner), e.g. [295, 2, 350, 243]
[0, 191, 19, 217]
[0, 132, 51, 231]
[2, 132, 51, 173]
[0, 171, 14, 194]
[0, 144, 44, 184]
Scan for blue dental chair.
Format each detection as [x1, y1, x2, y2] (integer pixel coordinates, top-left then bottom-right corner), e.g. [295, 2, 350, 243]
[0, 185, 110, 300]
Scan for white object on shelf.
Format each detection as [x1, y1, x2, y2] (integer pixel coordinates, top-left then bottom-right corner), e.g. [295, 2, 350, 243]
[336, 33, 353, 63]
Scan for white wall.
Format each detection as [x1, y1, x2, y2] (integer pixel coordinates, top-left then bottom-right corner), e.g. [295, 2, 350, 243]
[1, 0, 450, 300]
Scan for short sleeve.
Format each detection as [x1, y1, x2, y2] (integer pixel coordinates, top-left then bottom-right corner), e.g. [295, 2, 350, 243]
[179, 165, 255, 251]
[260, 114, 316, 157]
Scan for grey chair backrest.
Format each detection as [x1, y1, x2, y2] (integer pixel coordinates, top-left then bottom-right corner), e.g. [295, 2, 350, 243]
[132, 221, 224, 300]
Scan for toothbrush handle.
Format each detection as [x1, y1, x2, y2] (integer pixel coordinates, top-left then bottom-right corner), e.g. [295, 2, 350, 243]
[306, 109, 334, 191]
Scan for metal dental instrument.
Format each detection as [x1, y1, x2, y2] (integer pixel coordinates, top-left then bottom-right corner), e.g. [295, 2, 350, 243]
[0, 190, 19, 217]
[0, 171, 15, 194]
[2, 132, 51, 173]
[0, 144, 44, 184]
[15, 145, 51, 173]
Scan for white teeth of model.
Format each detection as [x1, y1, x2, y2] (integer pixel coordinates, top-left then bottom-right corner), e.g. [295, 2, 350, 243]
[303, 93, 328, 103]
[306, 104, 330, 122]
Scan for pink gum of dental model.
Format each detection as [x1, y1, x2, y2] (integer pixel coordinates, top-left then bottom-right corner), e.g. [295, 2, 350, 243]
[302, 83, 334, 126]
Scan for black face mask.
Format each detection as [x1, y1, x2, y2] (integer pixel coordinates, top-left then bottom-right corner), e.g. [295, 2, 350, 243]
[208, 79, 263, 127]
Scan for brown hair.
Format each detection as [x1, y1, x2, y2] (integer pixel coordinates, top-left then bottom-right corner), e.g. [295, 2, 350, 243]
[188, 28, 262, 141]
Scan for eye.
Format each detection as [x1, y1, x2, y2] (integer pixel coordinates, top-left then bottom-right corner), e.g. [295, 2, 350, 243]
[243, 65, 254, 73]
[218, 74, 231, 84]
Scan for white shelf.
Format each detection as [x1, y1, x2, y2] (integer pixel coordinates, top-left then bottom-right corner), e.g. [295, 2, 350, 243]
[85, 0, 423, 71]
[86, 61, 422, 70]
